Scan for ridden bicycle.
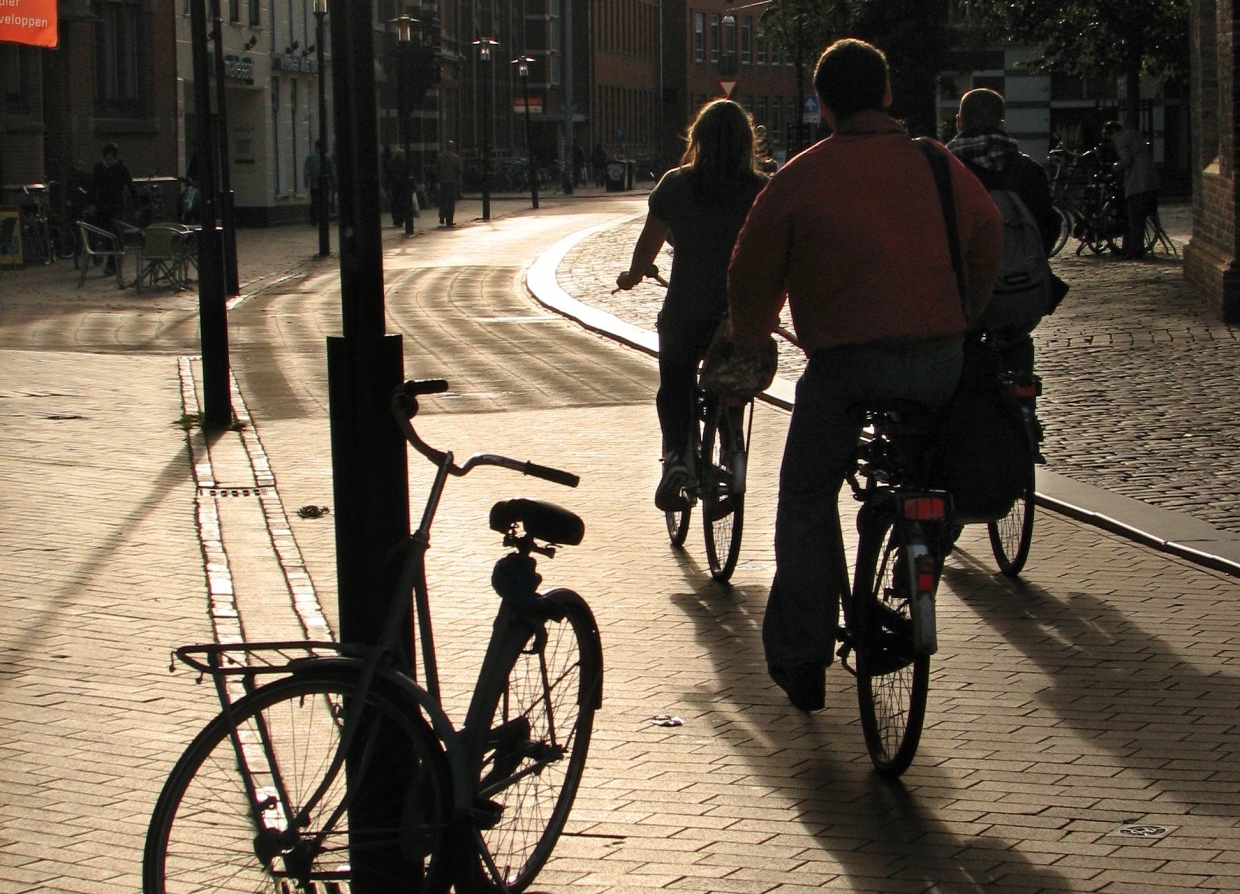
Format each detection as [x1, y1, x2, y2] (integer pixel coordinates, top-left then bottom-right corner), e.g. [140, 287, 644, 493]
[663, 385, 752, 582]
[144, 378, 603, 894]
[613, 265, 752, 581]
[985, 363, 1044, 576]
[835, 400, 955, 777]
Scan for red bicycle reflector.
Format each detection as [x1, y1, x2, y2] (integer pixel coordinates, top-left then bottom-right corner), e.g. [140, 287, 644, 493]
[916, 553, 937, 594]
[903, 496, 946, 521]
[1013, 383, 1039, 398]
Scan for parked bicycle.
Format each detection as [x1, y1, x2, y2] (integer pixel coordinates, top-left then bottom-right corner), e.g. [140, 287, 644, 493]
[16, 182, 78, 265]
[144, 378, 603, 894]
[835, 400, 954, 777]
[1046, 148, 1176, 258]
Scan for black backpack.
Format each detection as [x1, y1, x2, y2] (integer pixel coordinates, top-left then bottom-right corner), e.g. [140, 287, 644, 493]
[975, 165, 1055, 334]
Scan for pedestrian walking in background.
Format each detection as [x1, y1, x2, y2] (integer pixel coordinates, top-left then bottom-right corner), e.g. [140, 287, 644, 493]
[591, 143, 608, 188]
[436, 141, 464, 227]
[1105, 120, 1160, 260]
[85, 142, 136, 274]
[304, 140, 334, 226]
[727, 38, 1003, 713]
[614, 98, 768, 512]
[387, 148, 411, 229]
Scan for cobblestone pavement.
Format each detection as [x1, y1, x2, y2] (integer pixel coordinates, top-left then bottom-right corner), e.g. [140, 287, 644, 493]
[556, 201, 1240, 536]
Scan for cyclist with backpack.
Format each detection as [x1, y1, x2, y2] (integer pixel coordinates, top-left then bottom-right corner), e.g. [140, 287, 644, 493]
[947, 88, 1066, 376]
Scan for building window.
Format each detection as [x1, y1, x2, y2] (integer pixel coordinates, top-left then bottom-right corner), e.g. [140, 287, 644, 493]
[755, 30, 766, 66]
[741, 16, 751, 65]
[228, 0, 239, 23]
[93, 0, 147, 114]
[709, 14, 719, 63]
[249, 0, 260, 26]
[693, 13, 704, 63]
[4, 45, 34, 116]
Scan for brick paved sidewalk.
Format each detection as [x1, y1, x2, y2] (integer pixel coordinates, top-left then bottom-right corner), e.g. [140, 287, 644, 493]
[3, 192, 1239, 894]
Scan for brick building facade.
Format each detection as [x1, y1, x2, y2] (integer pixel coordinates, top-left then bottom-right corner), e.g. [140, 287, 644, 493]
[1185, 0, 1240, 322]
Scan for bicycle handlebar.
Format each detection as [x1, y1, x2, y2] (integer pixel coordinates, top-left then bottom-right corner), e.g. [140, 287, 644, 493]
[391, 380, 580, 488]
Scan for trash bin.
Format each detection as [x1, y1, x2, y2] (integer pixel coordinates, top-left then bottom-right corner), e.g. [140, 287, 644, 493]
[605, 161, 626, 192]
[624, 159, 636, 190]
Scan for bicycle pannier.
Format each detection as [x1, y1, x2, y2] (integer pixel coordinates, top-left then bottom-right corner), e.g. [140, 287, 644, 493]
[927, 336, 1032, 523]
[698, 317, 777, 400]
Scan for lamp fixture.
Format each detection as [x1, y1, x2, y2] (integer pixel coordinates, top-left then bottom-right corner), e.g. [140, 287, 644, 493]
[472, 36, 498, 63]
[243, 35, 258, 50]
[284, 39, 299, 54]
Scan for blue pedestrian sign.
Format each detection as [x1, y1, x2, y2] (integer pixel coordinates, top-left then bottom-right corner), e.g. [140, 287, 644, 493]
[802, 95, 819, 123]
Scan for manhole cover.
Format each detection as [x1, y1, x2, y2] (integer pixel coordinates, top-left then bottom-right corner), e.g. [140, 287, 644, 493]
[1115, 823, 1176, 840]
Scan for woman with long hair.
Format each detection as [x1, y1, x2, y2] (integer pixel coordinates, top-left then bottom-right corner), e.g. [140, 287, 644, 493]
[615, 98, 768, 511]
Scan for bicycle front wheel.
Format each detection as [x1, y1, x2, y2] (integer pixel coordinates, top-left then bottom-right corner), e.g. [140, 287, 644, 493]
[700, 401, 746, 581]
[665, 499, 692, 546]
[988, 466, 1036, 576]
[1049, 205, 1071, 257]
[469, 589, 602, 893]
[144, 669, 453, 894]
[854, 521, 930, 777]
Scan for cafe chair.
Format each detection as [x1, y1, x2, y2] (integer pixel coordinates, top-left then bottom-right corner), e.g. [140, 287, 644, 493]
[75, 220, 128, 288]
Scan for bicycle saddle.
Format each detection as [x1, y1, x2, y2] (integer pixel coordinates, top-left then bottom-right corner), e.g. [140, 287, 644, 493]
[848, 399, 936, 431]
[489, 498, 585, 546]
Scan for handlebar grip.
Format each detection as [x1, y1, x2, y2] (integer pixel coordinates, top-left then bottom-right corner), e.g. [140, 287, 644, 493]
[522, 461, 579, 488]
[403, 379, 449, 396]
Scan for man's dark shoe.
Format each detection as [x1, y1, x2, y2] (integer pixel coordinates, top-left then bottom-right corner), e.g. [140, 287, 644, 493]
[768, 661, 825, 712]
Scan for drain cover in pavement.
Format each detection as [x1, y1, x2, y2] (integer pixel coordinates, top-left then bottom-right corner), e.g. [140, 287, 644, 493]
[1114, 823, 1176, 840]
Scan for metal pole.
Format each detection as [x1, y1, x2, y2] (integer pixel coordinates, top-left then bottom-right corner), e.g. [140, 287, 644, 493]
[475, 39, 497, 221]
[562, 0, 574, 194]
[189, 0, 231, 429]
[329, 4, 411, 884]
[397, 17, 414, 236]
[516, 57, 538, 209]
[209, 0, 240, 297]
[315, 1, 330, 256]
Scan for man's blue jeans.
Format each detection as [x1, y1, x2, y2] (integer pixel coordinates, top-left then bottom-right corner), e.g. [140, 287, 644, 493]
[762, 340, 963, 670]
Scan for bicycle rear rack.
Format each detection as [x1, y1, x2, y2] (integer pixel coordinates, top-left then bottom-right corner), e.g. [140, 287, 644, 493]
[171, 641, 366, 677]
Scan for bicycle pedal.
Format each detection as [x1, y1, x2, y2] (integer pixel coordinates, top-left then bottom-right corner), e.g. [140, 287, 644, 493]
[471, 798, 505, 830]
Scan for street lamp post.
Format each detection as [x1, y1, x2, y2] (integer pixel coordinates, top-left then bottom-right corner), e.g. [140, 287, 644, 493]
[513, 55, 538, 210]
[314, 0, 329, 256]
[394, 16, 416, 236]
[473, 38, 498, 221]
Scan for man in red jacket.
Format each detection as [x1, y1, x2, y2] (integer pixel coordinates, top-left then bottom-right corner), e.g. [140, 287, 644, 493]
[728, 38, 1003, 712]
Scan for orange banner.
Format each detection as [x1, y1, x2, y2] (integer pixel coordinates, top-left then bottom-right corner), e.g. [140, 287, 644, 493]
[0, 0, 58, 49]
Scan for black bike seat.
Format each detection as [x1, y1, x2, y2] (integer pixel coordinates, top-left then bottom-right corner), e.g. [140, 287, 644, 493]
[489, 498, 585, 546]
[848, 399, 936, 427]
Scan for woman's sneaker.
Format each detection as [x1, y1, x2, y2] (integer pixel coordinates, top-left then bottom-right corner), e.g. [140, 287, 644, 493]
[655, 455, 691, 511]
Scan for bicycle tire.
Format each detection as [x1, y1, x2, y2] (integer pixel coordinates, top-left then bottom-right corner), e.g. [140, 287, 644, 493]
[700, 401, 745, 581]
[1100, 199, 1126, 253]
[144, 668, 453, 894]
[665, 500, 692, 546]
[988, 466, 1036, 576]
[466, 588, 602, 892]
[854, 519, 930, 778]
[1049, 205, 1071, 257]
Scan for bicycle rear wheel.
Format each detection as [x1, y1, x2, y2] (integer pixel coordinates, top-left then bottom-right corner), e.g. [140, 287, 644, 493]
[468, 588, 602, 892]
[144, 668, 453, 894]
[700, 401, 746, 581]
[854, 520, 930, 777]
[988, 466, 1036, 575]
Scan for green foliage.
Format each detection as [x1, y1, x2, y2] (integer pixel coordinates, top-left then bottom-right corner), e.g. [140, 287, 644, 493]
[962, 0, 1190, 84]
